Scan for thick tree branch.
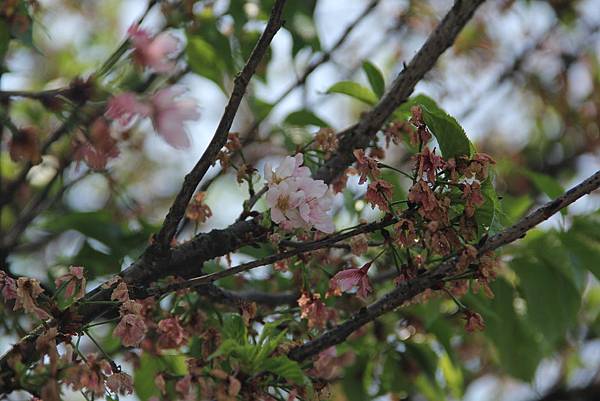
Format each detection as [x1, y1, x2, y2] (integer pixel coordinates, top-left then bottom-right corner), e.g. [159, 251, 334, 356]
[154, 0, 287, 249]
[288, 169, 600, 362]
[155, 218, 396, 295]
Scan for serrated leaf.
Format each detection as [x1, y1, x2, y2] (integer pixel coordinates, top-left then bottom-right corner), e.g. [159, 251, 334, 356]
[399, 94, 471, 159]
[362, 61, 385, 98]
[262, 356, 307, 385]
[284, 109, 329, 127]
[186, 36, 225, 91]
[475, 174, 503, 236]
[222, 313, 247, 345]
[326, 81, 378, 105]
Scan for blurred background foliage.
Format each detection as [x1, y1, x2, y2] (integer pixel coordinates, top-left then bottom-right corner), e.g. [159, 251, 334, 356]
[1, 0, 600, 400]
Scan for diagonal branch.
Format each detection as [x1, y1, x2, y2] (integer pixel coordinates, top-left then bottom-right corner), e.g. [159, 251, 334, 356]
[154, 0, 287, 249]
[315, 0, 487, 183]
[288, 169, 600, 362]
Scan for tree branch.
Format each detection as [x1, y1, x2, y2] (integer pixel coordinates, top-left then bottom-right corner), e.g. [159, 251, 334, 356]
[288, 169, 600, 362]
[315, 0, 487, 183]
[153, 0, 287, 249]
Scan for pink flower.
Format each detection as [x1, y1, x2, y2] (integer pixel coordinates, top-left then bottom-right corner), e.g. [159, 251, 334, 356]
[175, 375, 192, 398]
[54, 265, 86, 301]
[114, 314, 147, 347]
[264, 153, 310, 184]
[128, 24, 179, 73]
[309, 347, 355, 380]
[329, 263, 373, 299]
[106, 372, 134, 395]
[105, 92, 150, 128]
[264, 154, 335, 233]
[74, 118, 119, 171]
[266, 179, 306, 228]
[0, 271, 17, 301]
[104, 87, 200, 149]
[157, 317, 187, 349]
[297, 292, 336, 329]
[14, 277, 50, 320]
[149, 86, 200, 149]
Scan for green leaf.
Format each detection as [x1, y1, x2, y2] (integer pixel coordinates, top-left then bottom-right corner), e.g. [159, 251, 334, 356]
[512, 255, 581, 346]
[221, 313, 247, 344]
[250, 99, 274, 121]
[284, 109, 329, 127]
[134, 354, 187, 401]
[476, 174, 503, 236]
[262, 356, 307, 385]
[399, 94, 471, 159]
[362, 61, 385, 98]
[186, 36, 226, 90]
[439, 352, 463, 398]
[523, 170, 564, 199]
[466, 279, 543, 381]
[559, 231, 600, 280]
[326, 81, 378, 105]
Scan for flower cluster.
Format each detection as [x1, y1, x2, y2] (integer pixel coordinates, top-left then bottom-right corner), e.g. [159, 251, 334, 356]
[110, 280, 148, 347]
[297, 292, 336, 329]
[264, 154, 335, 233]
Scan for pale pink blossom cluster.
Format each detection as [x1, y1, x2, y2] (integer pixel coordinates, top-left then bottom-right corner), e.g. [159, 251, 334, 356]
[105, 86, 200, 149]
[128, 24, 179, 73]
[264, 154, 335, 233]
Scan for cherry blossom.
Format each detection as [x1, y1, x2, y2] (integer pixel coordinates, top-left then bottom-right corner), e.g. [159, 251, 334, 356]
[416, 146, 444, 183]
[64, 354, 113, 397]
[14, 277, 50, 320]
[264, 153, 310, 185]
[54, 265, 86, 301]
[329, 263, 373, 299]
[74, 118, 119, 170]
[463, 310, 485, 332]
[105, 87, 200, 149]
[353, 149, 380, 185]
[0, 271, 17, 302]
[128, 24, 179, 73]
[264, 154, 335, 233]
[106, 372, 134, 395]
[309, 347, 355, 380]
[114, 313, 147, 347]
[105, 92, 150, 128]
[157, 317, 187, 349]
[149, 86, 201, 149]
[365, 179, 394, 212]
[297, 292, 335, 329]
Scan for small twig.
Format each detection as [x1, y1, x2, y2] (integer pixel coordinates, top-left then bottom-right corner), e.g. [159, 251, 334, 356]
[154, 0, 288, 250]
